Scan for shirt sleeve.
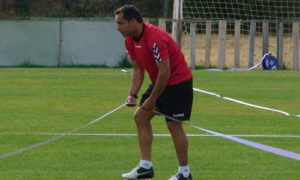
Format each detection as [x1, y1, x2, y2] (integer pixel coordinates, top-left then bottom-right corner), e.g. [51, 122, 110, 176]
[125, 38, 136, 60]
[151, 35, 169, 63]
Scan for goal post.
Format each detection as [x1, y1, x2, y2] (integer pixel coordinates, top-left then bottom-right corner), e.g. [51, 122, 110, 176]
[172, 0, 183, 49]
[173, 0, 300, 70]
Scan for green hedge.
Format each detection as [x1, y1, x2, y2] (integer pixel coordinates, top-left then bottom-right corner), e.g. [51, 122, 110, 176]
[0, 0, 172, 18]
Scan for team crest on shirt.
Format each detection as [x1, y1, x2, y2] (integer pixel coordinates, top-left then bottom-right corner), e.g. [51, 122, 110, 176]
[152, 42, 162, 62]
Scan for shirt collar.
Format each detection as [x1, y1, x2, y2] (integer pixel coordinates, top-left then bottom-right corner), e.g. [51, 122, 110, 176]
[133, 23, 145, 42]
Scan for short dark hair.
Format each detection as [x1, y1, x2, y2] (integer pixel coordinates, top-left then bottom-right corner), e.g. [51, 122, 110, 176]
[114, 5, 143, 23]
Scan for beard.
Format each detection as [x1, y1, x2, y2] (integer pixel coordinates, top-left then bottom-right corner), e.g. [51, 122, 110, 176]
[119, 30, 129, 37]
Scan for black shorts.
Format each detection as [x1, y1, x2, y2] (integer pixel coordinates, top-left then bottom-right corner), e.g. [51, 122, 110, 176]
[139, 78, 193, 121]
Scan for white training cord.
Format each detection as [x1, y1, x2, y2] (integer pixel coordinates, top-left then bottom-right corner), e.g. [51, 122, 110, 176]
[0, 103, 126, 159]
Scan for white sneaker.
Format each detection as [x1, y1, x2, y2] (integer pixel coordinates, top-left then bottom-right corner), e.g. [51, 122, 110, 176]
[122, 166, 154, 179]
[168, 172, 192, 180]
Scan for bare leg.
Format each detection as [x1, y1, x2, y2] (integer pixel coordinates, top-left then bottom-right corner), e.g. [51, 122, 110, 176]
[134, 107, 156, 161]
[167, 121, 188, 166]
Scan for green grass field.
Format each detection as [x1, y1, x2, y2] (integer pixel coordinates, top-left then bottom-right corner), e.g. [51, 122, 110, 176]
[0, 68, 299, 180]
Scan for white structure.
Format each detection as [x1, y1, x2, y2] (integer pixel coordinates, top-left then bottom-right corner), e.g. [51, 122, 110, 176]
[0, 18, 126, 67]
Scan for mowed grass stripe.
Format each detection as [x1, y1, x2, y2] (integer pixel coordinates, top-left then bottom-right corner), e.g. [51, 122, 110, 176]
[0, 68, 299, 179]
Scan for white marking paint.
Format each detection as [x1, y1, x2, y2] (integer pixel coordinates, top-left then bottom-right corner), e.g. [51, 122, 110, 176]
[1, 132, 300, 138]
[193, 88, 221, 97]
[154, 110, 300, 161]
[193, 87, 299, 117]
[222, 97, 290, 116]
[0, 104, 126, 159]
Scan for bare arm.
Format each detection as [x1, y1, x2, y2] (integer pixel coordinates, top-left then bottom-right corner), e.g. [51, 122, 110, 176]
[141, 59, 171, 111]
[130, 60, 144, 95]
[126, 60, 144, 106]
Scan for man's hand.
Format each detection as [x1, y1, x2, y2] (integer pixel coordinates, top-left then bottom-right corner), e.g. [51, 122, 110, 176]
[126, 96, 137, 107]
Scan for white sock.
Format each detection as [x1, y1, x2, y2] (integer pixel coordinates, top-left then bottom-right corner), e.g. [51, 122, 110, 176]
[179, 165, 190, 177]
[139, 160, 152, 169]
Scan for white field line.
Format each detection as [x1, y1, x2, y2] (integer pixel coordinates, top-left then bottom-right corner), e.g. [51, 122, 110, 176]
[192, 88, 221, 97]
[193, 88, 299, 117]
[223, 97, 290, 116]
[0, 103, 126, 159]
[190, 124, 300, 161]
[1, 86, 298, 159]
[120, 70, 300, 159]
[120, 70, 299, 117]
[1, 132, 300, 138]
[154, 110, 300, 161]
[120, 70, 298, 117]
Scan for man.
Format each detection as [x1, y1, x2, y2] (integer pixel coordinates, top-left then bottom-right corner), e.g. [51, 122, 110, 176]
[115, 5, 193, 180]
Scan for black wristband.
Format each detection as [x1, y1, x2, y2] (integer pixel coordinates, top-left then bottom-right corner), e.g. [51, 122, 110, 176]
[129, 93, 138, 99]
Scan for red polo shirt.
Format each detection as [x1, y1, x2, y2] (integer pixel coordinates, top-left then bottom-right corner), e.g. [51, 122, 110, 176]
[125, 23, 192, 86]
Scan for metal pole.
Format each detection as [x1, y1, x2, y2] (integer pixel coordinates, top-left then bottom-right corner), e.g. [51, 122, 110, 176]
[58, 19, 63, 67]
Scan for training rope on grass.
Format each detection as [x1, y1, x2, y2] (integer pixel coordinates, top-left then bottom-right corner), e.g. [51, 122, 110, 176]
[120, 69, 299, 117]
[193, 88, 299, 118]
[0, 103, 126, 159]
[154, 110, 300, 161]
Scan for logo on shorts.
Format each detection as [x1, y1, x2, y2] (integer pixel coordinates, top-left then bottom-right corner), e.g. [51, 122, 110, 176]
[173, 113, 184, 118]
